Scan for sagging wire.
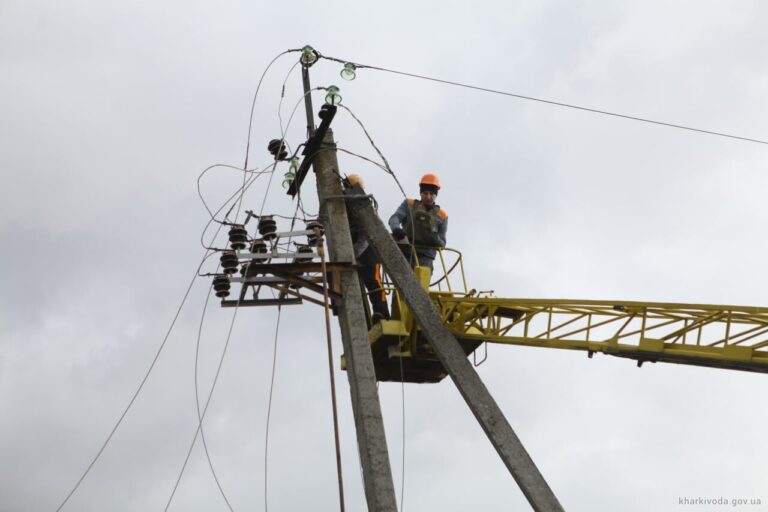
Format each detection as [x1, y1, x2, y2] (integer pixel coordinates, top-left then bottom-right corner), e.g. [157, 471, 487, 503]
[336, 104, 420, 267]
[277, 61, 302, 155]
[192, 272, 235, 512]
[199, 163, 276, 251]
[320, 53, 768, 146]
[338, 105, 408, 199]
[181, 130, 309, 512]
[237, 48, 301, 223]
[296, 194, 317, 219]
[170, 71, 315, 507]
[197, 164, 267, 220]
[337, 148, 391, 175]
[257, 87, 323, 218]
[263, 307, 283, 512]
[165, 172, 284, 509]
[163, 295, 243, 511]
[54, 241, 225, 512]
[264, 200, 314, 512]
[335, 104, 410, 211]
[57, 49, 317, 512]
[232, 53, 321, 229]
[180, 87, 317, 510]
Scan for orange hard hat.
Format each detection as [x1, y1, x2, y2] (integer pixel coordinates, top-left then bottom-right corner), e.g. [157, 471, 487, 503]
[419, 173, 441, 190]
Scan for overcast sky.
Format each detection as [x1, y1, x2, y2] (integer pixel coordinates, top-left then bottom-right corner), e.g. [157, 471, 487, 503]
[2, 1, 768, 511]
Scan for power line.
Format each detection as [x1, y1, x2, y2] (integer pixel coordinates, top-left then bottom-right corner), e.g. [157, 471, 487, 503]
[197, 164, 271, 220]
[338, 105, 407, 198]
[54, 255, 211, 512]
[179, 76, 311, 509]
[242, 50, 300, 175]
[194, 276, 236, 512]
[198, 164, 277, 251]
[263, 307, 283, 512]
[321, 54, 768, 146]
[164, 297, 243, 511]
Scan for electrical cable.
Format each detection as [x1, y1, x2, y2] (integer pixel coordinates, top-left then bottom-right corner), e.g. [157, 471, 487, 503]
[170, 178, 282, 511]
[338, 105, 408, 199]
[277, 61, 301, 155]
[163, 299, 243, 511]
[321, 54, 768, 146]
[337, 148, 392, 175]
[197, 164, 267, 220]
[258, 89, 318, 511]
[263, 307, 283, 512]
[296, 194, 318, 220]
[54, 249, 217, 512]
[233, 60, 300, 227]
[193, 276, 235, 512]
[318, 239, 346, 512]
[57, 50, 317, 512]
[178, 80, 312, 505]
[159, 165, 254, 512]
[199, 164, 276, 250]
[336, 105, 419, 267]
[181, 86, 311, 507]
[238, 49, 301, 223]
[257, 88, 323, 218]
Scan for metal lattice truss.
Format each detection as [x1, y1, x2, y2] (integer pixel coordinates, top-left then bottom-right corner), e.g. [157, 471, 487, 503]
[434, 297, 768, 373]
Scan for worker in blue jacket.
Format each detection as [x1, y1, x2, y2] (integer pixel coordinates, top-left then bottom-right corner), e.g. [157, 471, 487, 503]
[388, 173, 448, 270]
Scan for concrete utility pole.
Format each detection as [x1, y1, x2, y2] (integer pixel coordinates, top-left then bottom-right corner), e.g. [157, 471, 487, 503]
[347, 196, 565, 512]
[313, 128, 399, 512]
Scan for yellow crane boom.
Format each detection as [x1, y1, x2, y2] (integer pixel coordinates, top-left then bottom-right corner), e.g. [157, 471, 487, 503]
[368, 250, 768, 381]
[438, 297, 768, 372]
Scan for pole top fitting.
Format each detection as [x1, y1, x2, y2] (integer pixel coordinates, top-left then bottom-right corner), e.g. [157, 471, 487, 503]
[300, 45, 319, 67]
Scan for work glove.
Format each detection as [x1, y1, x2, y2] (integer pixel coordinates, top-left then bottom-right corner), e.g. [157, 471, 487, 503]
[392, 227, 406, 240]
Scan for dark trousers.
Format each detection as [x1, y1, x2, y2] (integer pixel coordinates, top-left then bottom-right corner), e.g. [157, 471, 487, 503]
[358, 247, 390, 319]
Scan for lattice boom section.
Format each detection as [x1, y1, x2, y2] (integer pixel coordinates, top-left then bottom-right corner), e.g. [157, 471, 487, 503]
[435, 297, 768, 373]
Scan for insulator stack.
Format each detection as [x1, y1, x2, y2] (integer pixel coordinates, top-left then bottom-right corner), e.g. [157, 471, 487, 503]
[306, 220, 324, 246]
[250, 239, 268, 253]
[296, 244, 314, 257]
[220, 251, 239, 275]
[241, 239, 268, 276]
[292, 244, 314, 289]
[295, 243, 314, 268]
[212, 275, 231, 298]
[258, 216, 278, 241]
[267, 139, 288, 160]
[228, 225, 248, 250]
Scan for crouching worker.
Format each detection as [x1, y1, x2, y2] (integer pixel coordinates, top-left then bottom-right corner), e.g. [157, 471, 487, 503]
[344, 174, 390, 323]
[388, 173, 448, 271]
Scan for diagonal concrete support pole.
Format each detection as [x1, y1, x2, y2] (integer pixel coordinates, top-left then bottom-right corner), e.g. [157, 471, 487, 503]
[348, 195, 564, 512]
